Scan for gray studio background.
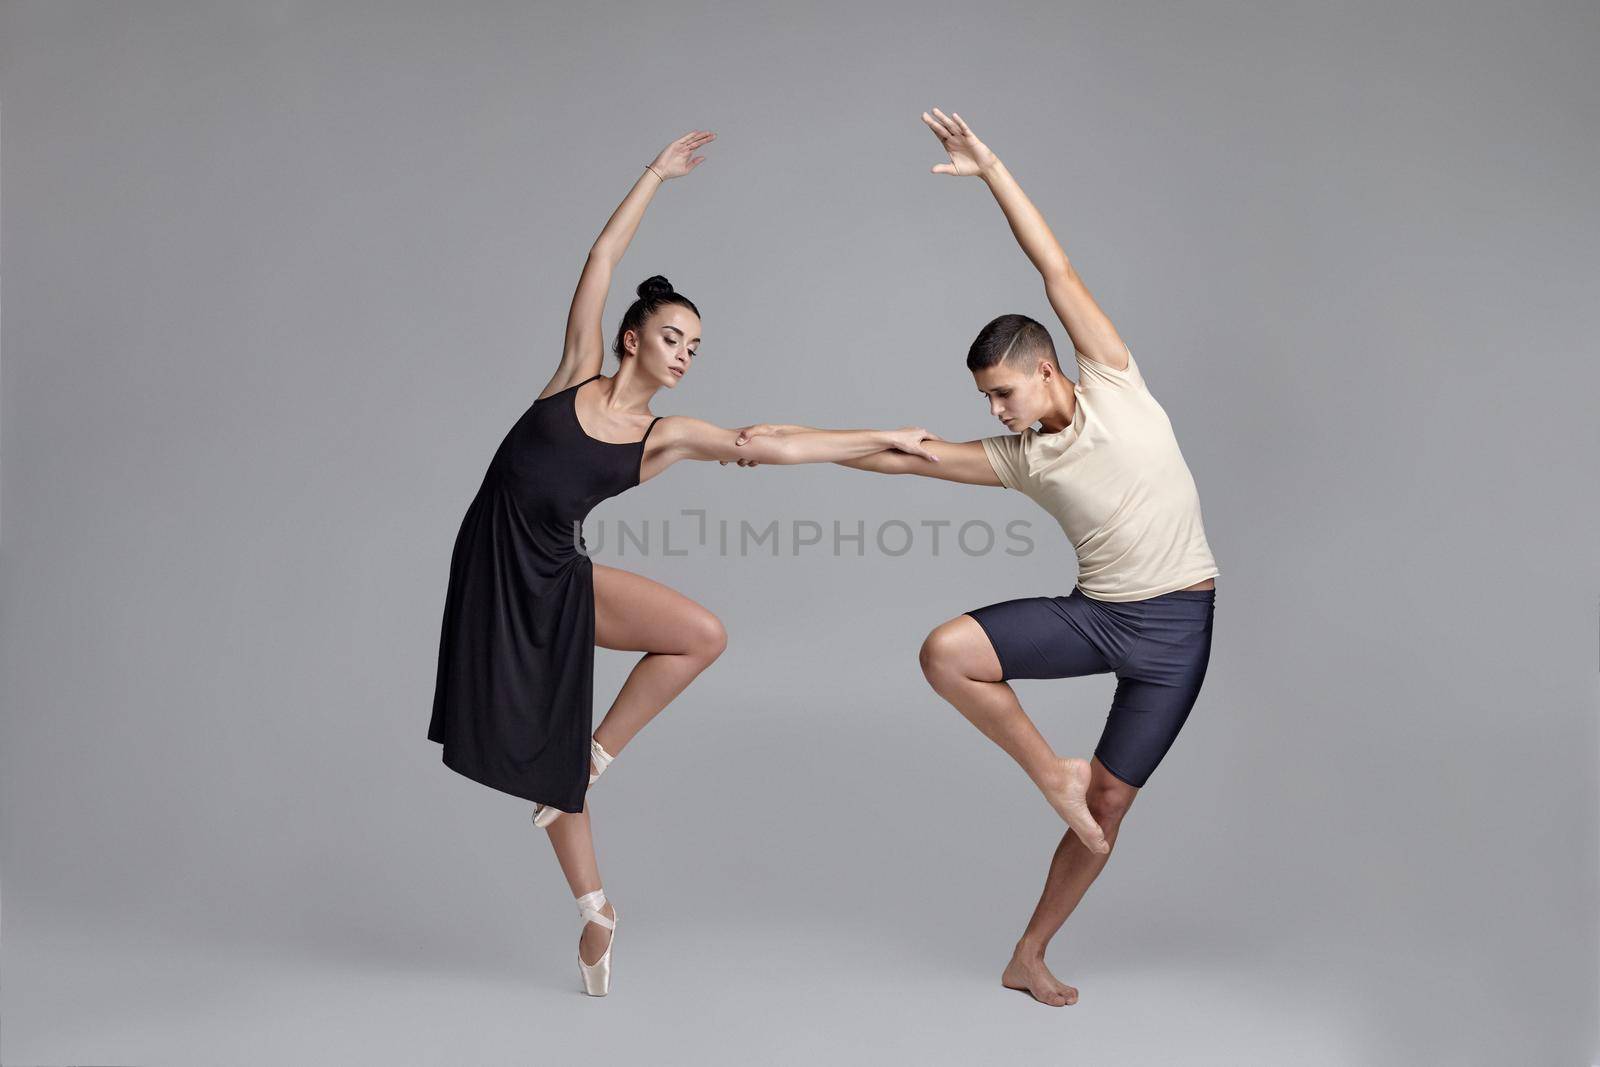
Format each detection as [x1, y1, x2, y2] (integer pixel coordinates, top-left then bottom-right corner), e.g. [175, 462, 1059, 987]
[2, 2, 1596, 1064]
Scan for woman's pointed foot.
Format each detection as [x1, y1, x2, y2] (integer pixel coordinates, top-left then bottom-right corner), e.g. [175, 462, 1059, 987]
[534, 738, 615, 830]
[579, 901, 616, 967]
[576, 889, 616, 997]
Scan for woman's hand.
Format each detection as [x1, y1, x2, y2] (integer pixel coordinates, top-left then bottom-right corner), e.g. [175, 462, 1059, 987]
[649, 130, 717, 180]
[882, 426, 944, 462]
[922, 108, 997, 178]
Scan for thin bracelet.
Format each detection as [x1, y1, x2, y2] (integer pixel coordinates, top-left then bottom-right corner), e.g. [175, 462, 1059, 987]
[645, 164, 665, 182]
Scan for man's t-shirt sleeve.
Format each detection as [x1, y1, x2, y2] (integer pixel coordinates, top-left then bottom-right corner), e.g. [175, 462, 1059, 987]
[979, 434, 1024, 491]
[1075, 343, 1149, 393]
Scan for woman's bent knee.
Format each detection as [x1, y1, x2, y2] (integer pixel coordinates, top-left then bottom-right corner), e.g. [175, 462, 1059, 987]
[691, 612, 728, 662]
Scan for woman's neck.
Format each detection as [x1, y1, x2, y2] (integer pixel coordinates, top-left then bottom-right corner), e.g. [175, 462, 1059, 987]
[602, 361, 658, 413]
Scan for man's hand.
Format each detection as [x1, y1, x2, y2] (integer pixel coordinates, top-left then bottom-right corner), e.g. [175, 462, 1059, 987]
[720, 423, 798, 467]
[922, 108, 998, 178]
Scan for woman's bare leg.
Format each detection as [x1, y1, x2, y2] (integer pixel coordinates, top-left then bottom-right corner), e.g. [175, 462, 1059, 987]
[544, 804, 615, 964]
[589, 562, 727, 756]
[918, 615, 1109, 852]
[542, 562, 726, 963]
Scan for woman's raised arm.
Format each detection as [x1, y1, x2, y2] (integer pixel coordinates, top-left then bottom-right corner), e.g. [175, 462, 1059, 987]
[540, 131, 716, 399]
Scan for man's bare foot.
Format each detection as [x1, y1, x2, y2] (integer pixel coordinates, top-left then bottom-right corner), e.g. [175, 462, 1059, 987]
[1002, 950, 1079, 1007]
[1040, 757, 1110, 853]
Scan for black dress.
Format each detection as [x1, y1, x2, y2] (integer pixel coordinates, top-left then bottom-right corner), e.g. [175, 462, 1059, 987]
[428, 373, 662, 813]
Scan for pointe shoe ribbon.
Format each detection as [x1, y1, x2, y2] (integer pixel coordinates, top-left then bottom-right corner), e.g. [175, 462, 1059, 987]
[576, 888, 617, 997]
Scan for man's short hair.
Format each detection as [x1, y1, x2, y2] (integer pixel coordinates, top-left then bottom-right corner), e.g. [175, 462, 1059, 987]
[966, 314, 1058, 372]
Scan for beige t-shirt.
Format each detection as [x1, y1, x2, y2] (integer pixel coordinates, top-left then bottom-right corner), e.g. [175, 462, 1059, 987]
[980, 346, 1219, 602]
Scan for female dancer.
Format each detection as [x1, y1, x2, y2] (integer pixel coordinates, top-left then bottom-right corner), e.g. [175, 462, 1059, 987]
[734, 110, 1219, 1007]
[428, 130, 940, 996]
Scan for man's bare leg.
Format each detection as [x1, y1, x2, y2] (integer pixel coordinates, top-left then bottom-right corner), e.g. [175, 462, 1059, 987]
[1001, 757, 1138, 1005]
[919, 616, 1110, 852]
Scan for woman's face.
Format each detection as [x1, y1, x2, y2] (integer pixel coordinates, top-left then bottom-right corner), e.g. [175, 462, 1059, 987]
[624, 305, 701, 389]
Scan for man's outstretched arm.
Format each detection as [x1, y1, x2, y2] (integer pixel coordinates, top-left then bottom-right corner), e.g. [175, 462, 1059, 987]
[922, 107, 1128, 372]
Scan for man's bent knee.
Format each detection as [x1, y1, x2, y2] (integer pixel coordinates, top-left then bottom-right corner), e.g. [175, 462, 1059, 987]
[1088, 781, 1136, 827]
[918, 622, 966, 682]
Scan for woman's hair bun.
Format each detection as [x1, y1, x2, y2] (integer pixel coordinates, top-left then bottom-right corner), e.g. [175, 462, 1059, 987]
[637, 275, 674, 299]
[611, 274, 699, 362]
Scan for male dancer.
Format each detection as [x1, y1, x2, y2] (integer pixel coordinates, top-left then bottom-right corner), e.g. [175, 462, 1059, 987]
[734, 109, 1219, 1007]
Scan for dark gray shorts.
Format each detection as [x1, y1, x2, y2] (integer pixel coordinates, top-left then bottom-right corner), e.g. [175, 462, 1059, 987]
[966, 586, 1216, 787]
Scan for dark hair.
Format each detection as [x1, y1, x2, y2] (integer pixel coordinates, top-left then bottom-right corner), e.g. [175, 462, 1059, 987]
[612, 275, 700, 361]
[966, 313, 1057, 372]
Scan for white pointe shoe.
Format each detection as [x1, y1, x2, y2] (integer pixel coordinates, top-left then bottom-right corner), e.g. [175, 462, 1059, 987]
[533, 737, 614, 829]
[575, 888, 617, 997]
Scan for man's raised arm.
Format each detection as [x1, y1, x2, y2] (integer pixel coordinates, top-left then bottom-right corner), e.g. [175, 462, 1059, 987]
[922, 107, 1128, 371]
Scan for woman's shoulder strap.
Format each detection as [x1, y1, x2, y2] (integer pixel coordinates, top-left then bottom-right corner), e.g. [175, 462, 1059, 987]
[639, 414, 665, 447]
[536, 372, 604, 404]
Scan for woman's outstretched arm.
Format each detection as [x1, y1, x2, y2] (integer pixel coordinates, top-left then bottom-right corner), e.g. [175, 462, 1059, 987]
[922, 108, 1128, 371]
[639, 418, 942, 482]
[539, 130, 716, 399]
[729, 424, 1003, 486]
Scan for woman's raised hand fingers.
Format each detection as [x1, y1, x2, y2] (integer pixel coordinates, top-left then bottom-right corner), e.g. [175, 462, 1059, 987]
[951, 112, 974, 136]
[921, 111, 953, 141]
[673, 131, 715, 151]
[931, 108, 962, 138]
